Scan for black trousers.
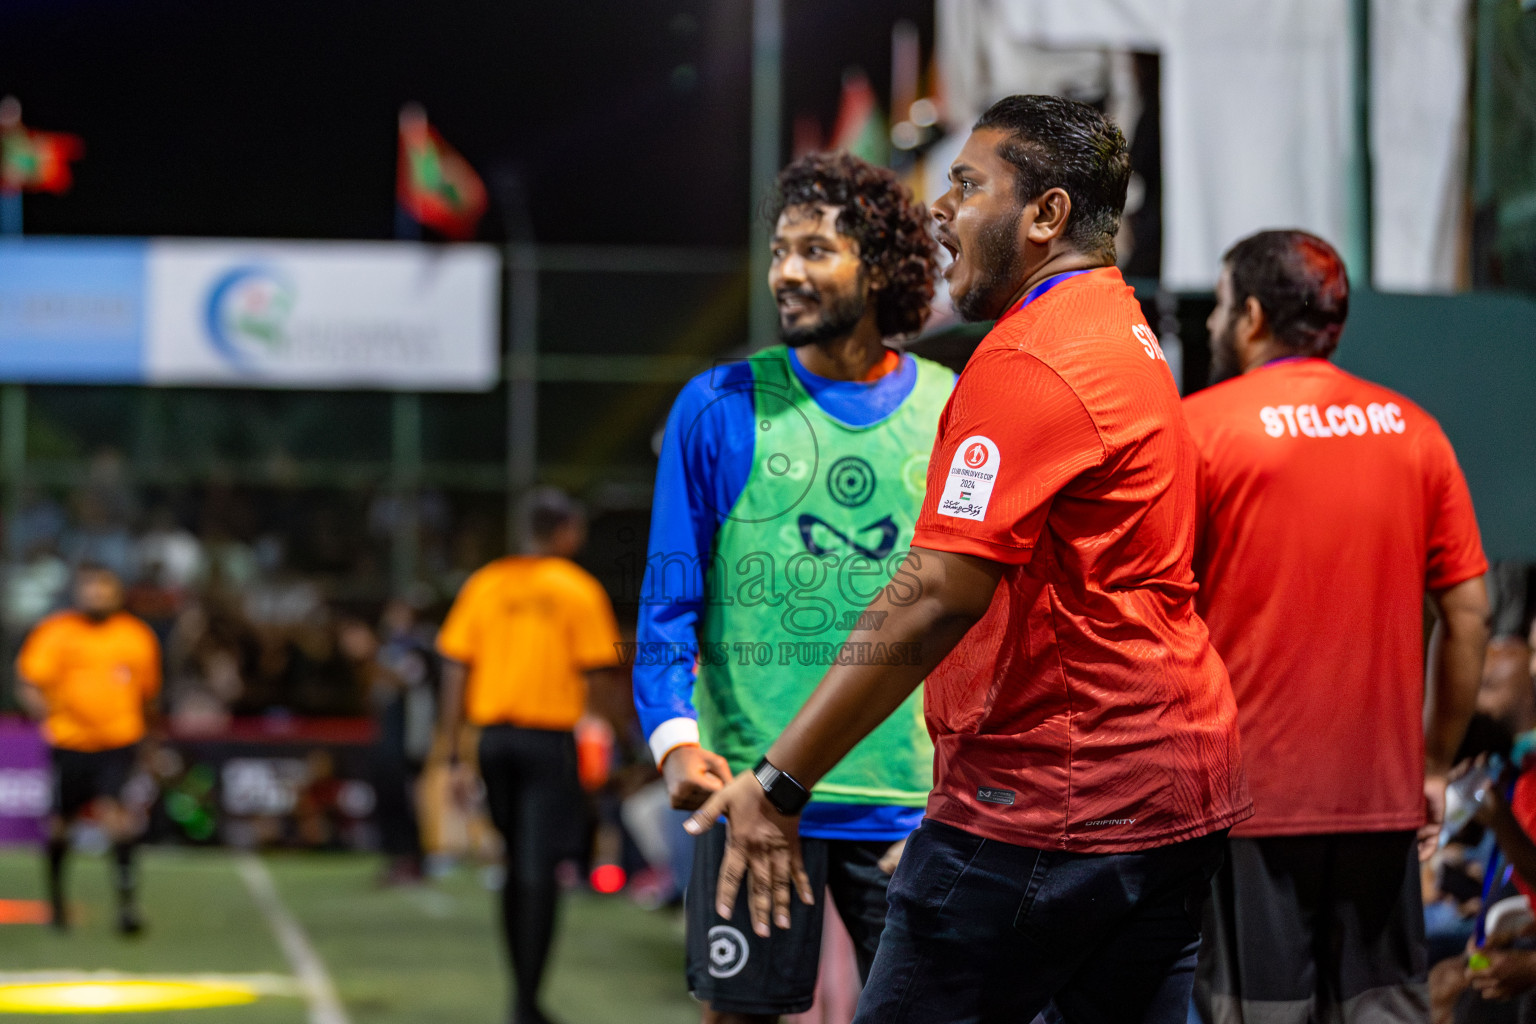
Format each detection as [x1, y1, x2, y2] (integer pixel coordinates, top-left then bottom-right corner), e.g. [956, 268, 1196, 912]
[373, 696, 422, 859]
[477, 725, 583, 883]
[476, 724, 584, 1019]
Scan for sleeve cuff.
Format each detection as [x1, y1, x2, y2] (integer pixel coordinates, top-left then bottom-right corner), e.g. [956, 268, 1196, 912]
[1427, 559, 1489, 595]
[647, 717, 700, 767]
[911, 527, 1035, 566]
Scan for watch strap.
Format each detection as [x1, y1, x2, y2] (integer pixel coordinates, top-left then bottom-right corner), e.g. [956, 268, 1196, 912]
[753, 756, 810, 816]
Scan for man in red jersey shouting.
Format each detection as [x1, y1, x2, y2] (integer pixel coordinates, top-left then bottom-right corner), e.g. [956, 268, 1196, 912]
[1186, 230, 1489, 1024]
[685, 94, 1251, 1024]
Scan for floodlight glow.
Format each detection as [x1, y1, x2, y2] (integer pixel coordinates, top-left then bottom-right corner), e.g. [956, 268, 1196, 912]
[0, 980, 258, 1013]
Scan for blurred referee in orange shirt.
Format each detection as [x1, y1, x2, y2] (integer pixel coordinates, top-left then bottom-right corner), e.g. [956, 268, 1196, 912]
[436, 488, 623, 1024]
[14, 564, 162, 935]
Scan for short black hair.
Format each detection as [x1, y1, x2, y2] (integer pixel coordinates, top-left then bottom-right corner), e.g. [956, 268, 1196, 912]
[767, 152, 937, 338]
[522, 487, 584, 543]
[1223, 230, 1350, 358]
[972, 95, 1131, 262]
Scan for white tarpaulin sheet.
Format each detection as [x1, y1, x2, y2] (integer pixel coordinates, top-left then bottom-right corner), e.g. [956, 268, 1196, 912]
[145, 240, 499, 390]
[937, 0, 1470, 292]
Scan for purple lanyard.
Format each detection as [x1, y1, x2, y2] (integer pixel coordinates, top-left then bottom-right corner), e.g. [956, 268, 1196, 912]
[1010, 269, 1097, 316]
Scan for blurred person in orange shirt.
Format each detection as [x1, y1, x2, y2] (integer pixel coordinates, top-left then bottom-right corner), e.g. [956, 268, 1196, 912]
[436, 488, 623, 1024]
[14, 564, 162, 935]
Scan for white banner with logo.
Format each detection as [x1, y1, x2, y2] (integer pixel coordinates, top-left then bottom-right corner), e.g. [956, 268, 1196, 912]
[144, 240, 499, 390]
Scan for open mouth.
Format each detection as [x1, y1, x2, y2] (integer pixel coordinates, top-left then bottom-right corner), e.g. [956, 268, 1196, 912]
[937, 234, 960, 276]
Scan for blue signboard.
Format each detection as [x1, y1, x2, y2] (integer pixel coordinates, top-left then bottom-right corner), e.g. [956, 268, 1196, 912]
[0, 238, 148, 383]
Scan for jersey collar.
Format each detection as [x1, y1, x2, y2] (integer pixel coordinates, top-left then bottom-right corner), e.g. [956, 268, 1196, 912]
[1005, 268, 1098, 320]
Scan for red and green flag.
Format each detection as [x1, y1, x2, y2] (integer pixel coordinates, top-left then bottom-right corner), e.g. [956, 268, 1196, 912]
[0, 101, 84, 194]
[829, 69, 889, 167]
[396, 104, 487, 241]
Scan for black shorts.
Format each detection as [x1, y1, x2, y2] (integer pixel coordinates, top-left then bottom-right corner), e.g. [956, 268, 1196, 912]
[1195, 831, 1428, 1023]
[686, 825, 896, 1016]
[51, 744, 137, 820]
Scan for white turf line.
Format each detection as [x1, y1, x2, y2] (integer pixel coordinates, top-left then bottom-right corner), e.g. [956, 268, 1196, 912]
[236, 853, 351, 1024]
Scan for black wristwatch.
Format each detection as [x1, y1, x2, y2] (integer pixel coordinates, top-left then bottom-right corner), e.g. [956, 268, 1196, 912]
[753, 757, 811, 816]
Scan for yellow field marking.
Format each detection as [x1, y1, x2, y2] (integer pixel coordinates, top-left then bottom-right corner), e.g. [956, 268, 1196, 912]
[0, 973, 301, 1014]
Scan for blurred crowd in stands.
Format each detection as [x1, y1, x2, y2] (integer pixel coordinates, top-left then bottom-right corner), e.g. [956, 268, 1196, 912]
[1, 448, 510, 728]
[1426, 564, 1536, 1022]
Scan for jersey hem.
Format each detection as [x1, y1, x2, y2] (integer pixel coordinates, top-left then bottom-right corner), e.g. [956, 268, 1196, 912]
[927, 799, 1254, 854]
[1230, 811, 1427, 838]
[798, 824, 916, 841]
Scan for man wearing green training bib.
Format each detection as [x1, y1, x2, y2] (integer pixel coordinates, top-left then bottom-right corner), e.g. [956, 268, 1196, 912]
[634, 152, 951, 1022]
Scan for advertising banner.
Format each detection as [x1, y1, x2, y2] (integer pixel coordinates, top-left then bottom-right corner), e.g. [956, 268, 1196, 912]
[0, 239, 499, 391]
[0, 717, 49, 845]
[145, 240, 498, 391]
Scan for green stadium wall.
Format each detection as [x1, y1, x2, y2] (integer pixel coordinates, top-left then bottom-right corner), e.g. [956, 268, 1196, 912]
[1335, 290, 1536, 560]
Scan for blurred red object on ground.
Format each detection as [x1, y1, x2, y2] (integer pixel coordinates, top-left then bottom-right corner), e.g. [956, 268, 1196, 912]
[589, 864, 626, 895]
[0, 898, 51, 924]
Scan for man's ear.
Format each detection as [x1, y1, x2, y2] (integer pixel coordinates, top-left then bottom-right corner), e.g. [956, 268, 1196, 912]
[1240, 295, 1268, 345]
[1023, 187, 1072, 245]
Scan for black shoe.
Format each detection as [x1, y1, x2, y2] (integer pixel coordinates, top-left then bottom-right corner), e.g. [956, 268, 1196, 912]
[117, 906, 143, 937]
[513, 1007, 557, 1024]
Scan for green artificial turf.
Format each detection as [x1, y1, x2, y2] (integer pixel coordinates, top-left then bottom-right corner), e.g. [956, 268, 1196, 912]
[0, 848, 694, 1024]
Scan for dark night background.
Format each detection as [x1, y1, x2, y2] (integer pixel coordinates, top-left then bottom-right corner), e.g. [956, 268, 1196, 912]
[0, 0, 933, 246]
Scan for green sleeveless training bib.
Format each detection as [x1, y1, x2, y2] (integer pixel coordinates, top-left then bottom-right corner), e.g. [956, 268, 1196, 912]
[697, 346, 951, 805]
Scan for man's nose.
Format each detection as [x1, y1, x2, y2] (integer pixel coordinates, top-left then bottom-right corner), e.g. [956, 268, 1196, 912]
[930, 189, 954, 224]
[778, 253, 806, 283]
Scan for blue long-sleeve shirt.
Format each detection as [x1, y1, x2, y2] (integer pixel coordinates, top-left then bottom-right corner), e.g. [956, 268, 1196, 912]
[635, 348, 937, 841]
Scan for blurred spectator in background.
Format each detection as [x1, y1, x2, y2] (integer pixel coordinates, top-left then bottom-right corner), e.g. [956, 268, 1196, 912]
[1482, 639, 1536, 741]
[435, 487, 623, 1024]
[1423, 643, 1536, 976]
[4, 541, 70, 632]
[341, 598, 438, 886]
[133, 506, 205, 591]
[1185, 230, 1490, 1022]
[13, 565, 161, 935]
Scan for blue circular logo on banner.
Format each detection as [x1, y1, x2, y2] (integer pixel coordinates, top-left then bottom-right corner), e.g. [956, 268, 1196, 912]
[204, 266, 295, 367]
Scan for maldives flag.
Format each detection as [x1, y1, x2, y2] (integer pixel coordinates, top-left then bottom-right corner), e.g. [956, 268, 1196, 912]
[396, 105, 487, 240]
[829, 69, 888, 167]
[0, 125, 84, 194]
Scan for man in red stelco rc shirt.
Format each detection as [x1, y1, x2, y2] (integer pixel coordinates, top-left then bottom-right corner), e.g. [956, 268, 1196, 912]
[685, 94, 1251, 1024]
[1185, 230, 1489, 1023]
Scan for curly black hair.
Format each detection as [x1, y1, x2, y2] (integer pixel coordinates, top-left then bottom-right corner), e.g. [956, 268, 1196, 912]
[765, 152, 937, 339]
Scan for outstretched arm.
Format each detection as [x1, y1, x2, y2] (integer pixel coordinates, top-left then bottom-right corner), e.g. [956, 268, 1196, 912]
[685, 546, 1004, 936]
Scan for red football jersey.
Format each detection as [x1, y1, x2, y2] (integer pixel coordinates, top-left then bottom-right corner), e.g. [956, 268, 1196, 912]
[912, 268, 1251, 853]
[1183, 358, 1486, 836]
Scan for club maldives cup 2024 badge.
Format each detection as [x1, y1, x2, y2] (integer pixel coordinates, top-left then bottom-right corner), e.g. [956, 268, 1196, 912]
[937, 435, 999, 521]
